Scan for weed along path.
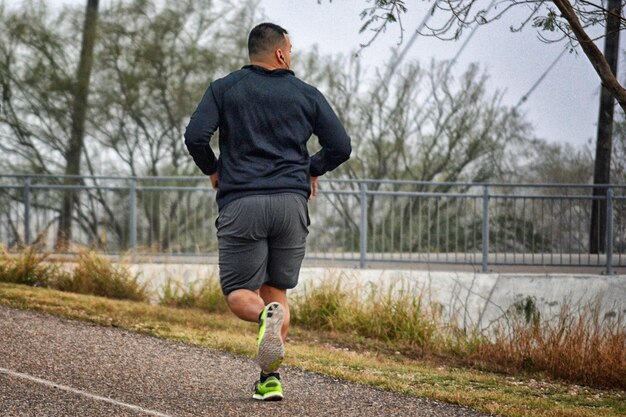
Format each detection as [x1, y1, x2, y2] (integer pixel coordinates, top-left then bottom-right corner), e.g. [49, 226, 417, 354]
[0, 306, 491, 417]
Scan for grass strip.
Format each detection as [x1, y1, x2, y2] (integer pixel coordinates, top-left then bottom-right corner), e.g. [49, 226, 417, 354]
[0, 282, 624, 417]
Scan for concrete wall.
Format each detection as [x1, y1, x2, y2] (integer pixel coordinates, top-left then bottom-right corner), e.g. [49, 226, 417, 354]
[128, 263, 626, 330]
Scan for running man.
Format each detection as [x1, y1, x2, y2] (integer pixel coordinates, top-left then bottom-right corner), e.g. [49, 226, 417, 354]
[184, 23, 351, 401]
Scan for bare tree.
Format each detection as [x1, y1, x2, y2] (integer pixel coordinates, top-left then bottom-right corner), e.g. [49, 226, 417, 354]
[614, 111, 626, 184]
[326, 0, 624, 253]
[300, 51, 532, 253]
[0, 0, 259, 251]
[609, 97, 626, 253]
[56, 0, 99, 251]
[90, 0, 255, 178]
[0, 1, 98, 250]
[317, 54, 530, 184]
[0, 2, 77, 175]
[88, 0, 257, 251]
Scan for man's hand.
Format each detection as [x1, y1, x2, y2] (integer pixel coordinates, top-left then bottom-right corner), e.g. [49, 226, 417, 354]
[210, 172, 218, 190]
[310, 176, 318, 200]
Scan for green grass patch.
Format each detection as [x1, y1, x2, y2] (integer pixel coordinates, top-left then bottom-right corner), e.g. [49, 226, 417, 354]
[0, 282, 624, 417]
[2, 247, 624, 391]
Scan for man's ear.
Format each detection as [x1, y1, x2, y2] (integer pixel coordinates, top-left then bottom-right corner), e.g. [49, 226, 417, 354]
[276, 49, 285, 64]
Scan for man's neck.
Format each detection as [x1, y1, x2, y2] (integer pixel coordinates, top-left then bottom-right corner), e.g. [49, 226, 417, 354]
[249, 60, 284, 71]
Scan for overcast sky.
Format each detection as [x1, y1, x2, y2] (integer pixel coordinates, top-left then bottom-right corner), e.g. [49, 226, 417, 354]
[45, 0, 609, 149]
[259, 0, 605, 150]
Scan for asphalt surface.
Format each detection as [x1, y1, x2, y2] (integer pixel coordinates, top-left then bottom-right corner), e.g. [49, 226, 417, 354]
[0, 305, 495, 417]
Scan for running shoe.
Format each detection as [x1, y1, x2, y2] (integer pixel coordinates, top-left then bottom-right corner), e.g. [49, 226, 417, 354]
[256, 302, 285, 373]
[252, 373, 283, 401]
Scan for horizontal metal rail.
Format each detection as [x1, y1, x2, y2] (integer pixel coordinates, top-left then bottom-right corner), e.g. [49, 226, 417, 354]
[3, 174, 626, 189]
[1, 175, 624, 273]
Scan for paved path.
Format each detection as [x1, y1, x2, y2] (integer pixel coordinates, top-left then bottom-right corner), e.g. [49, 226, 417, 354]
[0, 306, 494, 417]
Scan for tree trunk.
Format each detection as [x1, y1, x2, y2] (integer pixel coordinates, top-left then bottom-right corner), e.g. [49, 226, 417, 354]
[55, 0, 99, 251]
[589, 0, 620, 254]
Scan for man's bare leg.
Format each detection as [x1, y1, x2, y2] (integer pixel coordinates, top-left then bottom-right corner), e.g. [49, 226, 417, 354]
[225, 289, 265, 323]
[225, 286, 288, 371]
[226, 285, 287, 375]
[259, 284, 289, 342]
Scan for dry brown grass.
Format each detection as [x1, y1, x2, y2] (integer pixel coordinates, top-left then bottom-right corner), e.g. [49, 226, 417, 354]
[2, 247, 624, 390]
[64, 251, 148, 301]
[473, 298, 626, 390]
[3, 282, 625, 417]
[0, 247, 148, 302]
[158, 276, 228, 313]
[291, 277, 470, 356]
[0, 246, 67, 287]
[291, 277, 626, 390]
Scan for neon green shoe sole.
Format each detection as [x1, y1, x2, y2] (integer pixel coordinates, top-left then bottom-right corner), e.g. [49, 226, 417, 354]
[257, 302, 285, 373]
[253, 376, 283, 401]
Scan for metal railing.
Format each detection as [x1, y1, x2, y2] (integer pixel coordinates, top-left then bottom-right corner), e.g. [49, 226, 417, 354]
[1, 175, 624, 273]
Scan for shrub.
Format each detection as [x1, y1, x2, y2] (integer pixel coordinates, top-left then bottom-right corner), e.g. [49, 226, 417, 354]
[291, 275, 445, 355]
[67, 251, 148, 302]
[0, 246, 69, 287]
[159, 276, 227, 313]
[290, 277, 349, 330]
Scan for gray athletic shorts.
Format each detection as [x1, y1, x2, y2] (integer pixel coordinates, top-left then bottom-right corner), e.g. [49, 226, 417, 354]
[216, 193, 310, 295]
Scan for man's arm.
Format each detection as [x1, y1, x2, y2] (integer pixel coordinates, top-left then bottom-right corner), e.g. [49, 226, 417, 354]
[309, 176, 318, 200]
[310, 91, 352, 177]
[184, 85, 220, 176]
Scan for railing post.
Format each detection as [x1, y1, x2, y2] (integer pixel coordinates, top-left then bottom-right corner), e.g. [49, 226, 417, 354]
[605, 187, 614, 275]
[129, 178, 137, 251]
[482, 186, 490, 273]
[359, 182, 368, 269]
[23, 177, 31, 246]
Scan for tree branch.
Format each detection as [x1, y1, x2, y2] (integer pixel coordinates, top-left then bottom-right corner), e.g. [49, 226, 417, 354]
[552, 0, 626, 113]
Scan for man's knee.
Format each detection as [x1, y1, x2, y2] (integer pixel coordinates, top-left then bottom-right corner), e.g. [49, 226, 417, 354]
[260, 284, 287, 301]
[226, 288, 251, 304]
[225, 289, 264, 318]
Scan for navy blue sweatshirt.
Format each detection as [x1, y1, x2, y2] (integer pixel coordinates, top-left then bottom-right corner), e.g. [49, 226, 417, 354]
[184, 65, 352, 210]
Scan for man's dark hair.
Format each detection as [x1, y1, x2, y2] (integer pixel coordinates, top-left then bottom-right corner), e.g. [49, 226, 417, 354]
[248, 23, 288, 58]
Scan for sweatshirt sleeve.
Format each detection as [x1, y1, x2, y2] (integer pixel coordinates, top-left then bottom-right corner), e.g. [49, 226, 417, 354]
[184, 85, 220, 175]
[309, 91, 352, 177]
